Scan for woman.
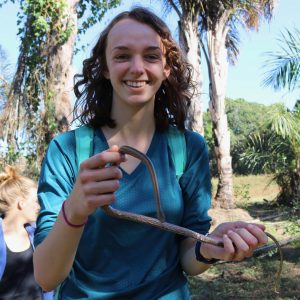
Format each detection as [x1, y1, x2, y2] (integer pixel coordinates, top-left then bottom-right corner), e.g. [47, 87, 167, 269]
[33, 7, 268, 299]
[0, 166, 42, 299]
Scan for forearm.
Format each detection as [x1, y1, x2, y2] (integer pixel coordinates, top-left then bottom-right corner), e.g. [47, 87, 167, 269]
[33, 209, 85, 291]
[180, 238, 211, 276]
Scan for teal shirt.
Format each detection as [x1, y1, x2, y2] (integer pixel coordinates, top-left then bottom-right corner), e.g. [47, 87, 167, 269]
[35, 128, 212, 300]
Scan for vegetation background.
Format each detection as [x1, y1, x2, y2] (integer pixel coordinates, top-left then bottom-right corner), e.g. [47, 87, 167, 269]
[0, 0, 299, 298]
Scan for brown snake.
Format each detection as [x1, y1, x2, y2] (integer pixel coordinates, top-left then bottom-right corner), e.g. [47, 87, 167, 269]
[101, 145, 283, 293]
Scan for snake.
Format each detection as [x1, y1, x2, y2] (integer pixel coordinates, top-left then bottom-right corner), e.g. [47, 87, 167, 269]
[101, 145, 283, 293]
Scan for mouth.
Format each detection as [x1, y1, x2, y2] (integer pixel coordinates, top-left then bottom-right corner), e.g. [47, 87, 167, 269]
[124, 80, 149, 88]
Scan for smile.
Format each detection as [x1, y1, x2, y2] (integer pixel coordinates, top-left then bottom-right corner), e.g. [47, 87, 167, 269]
[124, 81, 149, 87]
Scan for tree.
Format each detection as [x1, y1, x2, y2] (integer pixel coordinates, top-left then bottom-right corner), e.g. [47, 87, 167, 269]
[0, 0, 121, 165]
[260, 27, 300, 206]
[240, 103, 300, 207]
[0, 45, 11, 112]
[163, 1, 204, 134]
[263, 27, 300, 93]
[199, 0, 275, 208]
[162, 1, 275, 208]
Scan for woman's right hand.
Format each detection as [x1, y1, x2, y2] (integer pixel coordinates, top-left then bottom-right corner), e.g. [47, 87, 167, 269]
[64, 145, 126, 224]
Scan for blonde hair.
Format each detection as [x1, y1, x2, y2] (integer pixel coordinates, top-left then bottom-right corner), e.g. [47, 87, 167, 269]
[0, 166, 37, 216]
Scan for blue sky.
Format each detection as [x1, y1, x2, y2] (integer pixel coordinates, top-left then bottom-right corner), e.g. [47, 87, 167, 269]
[0, 0, 299, 110]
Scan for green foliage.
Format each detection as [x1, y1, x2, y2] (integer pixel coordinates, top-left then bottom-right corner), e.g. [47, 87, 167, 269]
[0, 140, 41, 180]
[0, 0, 122, 169]
[285, 220, 300, 235]
[263, 27, 300, 92]
[226, 98, 268, 138]
[5, 144, 21, 164]
[77, 0, 121, 35]
[2, 0, 77, 159]
[0, 46, 11, 109]
[234, 183, 251, 208]
[205, 98, 276, 175]
[239, 104, 300, 206]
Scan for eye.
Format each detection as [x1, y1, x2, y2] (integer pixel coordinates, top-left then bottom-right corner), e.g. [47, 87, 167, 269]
[145, 54, 161, 61]
[114, 54, 130, 61]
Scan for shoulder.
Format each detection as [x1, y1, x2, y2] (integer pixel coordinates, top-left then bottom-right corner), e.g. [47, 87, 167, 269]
[49, 130, 75, 149]
[182, 129, 210, 173]
[45, 130, 76, 161]
[41, 130, 77, 180]
[184, 129, 208, 152]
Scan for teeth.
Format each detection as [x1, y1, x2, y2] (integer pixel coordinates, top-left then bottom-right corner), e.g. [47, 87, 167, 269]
[125, 81, 147, 87]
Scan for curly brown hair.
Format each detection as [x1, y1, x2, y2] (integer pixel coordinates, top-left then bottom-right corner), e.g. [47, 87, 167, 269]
[73, 7, 196, 131]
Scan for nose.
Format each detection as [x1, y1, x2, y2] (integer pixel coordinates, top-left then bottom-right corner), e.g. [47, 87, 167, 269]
[130, 56, 144, 75]
[35, 199, 41, 210]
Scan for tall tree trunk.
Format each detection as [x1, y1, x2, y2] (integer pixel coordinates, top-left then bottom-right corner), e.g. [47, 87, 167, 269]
[35, 0, 79, 163]
[0, 15, 32, 148]
[178, 14, 204, 134]
[278, 168, 300, 206]
[207, 11, 234, 209]
[46, 0, 78, 135]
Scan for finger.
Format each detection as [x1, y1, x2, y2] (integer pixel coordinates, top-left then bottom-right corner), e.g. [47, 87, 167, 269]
[246, 224, 268, 245]
[83, 179, 120, 195]
[85, 193, 117, 208]
[249, 222, 266, 231]
[234, 228, 259, 249]
[234, 228, 258, 257]
[80, 166, 122, 183]
[222, 234, 236, 261]
[227, 230, 250, 261]
[81, 149, 125, 170]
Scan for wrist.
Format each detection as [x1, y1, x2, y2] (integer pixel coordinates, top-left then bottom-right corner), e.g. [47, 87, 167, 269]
[61, 200, 88, 228]
[195, 240, 219, 265]
[199, 242, 213, 260]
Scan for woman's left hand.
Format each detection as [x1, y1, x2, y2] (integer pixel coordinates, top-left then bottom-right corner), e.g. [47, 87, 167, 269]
[200, 221, 268, 262]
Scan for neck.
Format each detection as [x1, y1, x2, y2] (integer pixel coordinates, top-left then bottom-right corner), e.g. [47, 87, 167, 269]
[2, 213, 27, 233]
[2, 213, 31, 252]
[106, 100, 156, 147]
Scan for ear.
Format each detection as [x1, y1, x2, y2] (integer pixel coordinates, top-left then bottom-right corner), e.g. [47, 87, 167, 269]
[18, 199, 25, 210]
[103, 69, 110, 79]
[163, 64, 170, 79]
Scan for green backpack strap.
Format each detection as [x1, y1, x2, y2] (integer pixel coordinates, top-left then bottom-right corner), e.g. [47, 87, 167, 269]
[74, 125, 186, 180]
[75, 125, 94, 167]
[167, 126, 187, 180]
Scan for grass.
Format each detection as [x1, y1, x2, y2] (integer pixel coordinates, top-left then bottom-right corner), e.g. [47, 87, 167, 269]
[212, 174, 280, 205]
[189, 175, 300, 300]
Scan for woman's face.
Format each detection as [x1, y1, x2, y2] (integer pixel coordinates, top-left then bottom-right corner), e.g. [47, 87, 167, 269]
[104, 18, 170, 111]
[22, 187, 40, 223]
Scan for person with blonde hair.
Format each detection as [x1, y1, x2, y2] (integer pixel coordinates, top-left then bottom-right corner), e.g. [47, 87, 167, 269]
[0, 166, 46, 299]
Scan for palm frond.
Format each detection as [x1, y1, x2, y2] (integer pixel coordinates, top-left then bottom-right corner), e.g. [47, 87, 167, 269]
[225, 21, 240, 64]
[264, 103, 300, 140]
[262, 28, 300, 91]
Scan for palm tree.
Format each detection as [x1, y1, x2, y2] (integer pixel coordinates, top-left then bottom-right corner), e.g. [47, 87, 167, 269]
[199, 0, 275, 208]
[163, 1, 204, 134]
[261, 27, 300, 206]
[263, 27, 300, 92]
[240, 103, 300, 206]
[162, 0, 275, 208]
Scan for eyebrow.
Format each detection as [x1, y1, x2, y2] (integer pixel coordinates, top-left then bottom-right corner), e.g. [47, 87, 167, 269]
[112, 46, 163, 52]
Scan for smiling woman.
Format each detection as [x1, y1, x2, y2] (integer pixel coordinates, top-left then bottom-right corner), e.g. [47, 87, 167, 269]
[33, 6, 269, 300]
[103, 18, 170, 112]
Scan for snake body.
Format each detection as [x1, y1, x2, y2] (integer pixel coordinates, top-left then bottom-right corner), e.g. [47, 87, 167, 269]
[101, 145, 282, 292]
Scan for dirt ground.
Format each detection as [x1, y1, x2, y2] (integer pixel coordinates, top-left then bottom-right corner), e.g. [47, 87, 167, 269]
[209, 207, 257, 228]
[189, 204, 300, 300]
